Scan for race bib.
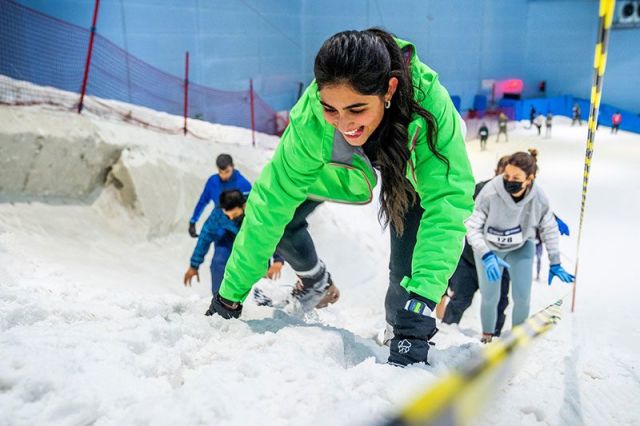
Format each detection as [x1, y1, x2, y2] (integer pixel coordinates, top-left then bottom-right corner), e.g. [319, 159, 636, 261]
[486, 226, 523, 246]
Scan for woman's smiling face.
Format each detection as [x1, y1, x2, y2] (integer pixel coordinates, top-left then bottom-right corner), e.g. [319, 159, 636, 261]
[319, 79, 396, 147]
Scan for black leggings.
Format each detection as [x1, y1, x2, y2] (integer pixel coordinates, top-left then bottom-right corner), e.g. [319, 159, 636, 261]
[385, 198, 426, 327]
[275, 199, 323, 273]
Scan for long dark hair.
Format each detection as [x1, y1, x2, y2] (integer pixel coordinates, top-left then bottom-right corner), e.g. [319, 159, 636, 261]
[314, 28, 448, 234]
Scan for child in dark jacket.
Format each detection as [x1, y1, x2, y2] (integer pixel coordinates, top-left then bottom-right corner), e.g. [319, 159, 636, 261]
[184, 189, 283, 294]
[188, 154, 252, 238]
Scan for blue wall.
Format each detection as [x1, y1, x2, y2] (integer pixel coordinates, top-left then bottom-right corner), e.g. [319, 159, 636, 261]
[301, 0, 530, 112]
[598, 25, 640, 113]
[524, 0, 640, 113]
[302, 0, 639, 113]
[15, 0, 640, 113]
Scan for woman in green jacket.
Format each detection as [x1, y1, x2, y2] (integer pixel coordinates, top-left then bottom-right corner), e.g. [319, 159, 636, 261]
[206, 28, 475, 366]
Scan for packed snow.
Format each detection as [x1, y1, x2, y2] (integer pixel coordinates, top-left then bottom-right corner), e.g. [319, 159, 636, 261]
[1, 80, 639, 425]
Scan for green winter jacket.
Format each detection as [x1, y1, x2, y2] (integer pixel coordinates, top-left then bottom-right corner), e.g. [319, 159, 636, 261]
[219, 38, 475, 304]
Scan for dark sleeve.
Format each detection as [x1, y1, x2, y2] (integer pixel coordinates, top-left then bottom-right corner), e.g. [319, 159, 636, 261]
[237, 172, 252, 198]
[190, 221, 220, 268]
[474, 180, 489, 199]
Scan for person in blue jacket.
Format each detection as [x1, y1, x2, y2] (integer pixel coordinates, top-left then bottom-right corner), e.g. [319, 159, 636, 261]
[184, 190, 284, 294]
[188, 154, 252, 238]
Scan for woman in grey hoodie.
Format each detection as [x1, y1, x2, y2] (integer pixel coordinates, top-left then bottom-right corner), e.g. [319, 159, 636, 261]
[465, 149, 574, 343]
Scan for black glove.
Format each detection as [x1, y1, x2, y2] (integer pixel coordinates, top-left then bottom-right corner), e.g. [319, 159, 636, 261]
[388, 294, 438, 367]
[188, 222, 198, 238]
[205, 293, 242, 319]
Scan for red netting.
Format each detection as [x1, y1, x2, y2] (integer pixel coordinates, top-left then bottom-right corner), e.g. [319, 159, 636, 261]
[0, 0, 277, 135]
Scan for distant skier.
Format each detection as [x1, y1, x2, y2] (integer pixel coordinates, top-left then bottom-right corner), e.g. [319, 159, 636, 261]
[533, 114, 544, 136]
[204, 29, 475, 368]
[436, 156, 512, 336]
[528, 105, 536, 129]
[545, 112, 553, 138]
[478, 122, 489, 151]
[496, 112, 508, 142]
[611, 111, 622, 133]
[571, 103, 582, 126]
[183, 189, 284, 294]
[188, 154, 252, 238]
[466, 149, 575, 343]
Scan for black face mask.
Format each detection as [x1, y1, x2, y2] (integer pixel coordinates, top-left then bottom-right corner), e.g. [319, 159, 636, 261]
[503, 178, 524, 194]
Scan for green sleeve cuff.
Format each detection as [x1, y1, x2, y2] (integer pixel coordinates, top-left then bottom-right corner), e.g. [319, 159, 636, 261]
[218, 285, 246, 303]
[400, 276, 444, 305]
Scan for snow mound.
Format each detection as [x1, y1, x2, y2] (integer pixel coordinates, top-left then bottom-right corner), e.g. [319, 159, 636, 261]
[0, 91, 279, 238]
[0, 108, 120, 201]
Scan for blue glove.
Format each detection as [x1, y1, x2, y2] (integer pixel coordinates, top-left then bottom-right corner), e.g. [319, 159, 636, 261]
[555, 216, 570, 236]
[548, 264, 575, 285]
[481, 252, 510, 282]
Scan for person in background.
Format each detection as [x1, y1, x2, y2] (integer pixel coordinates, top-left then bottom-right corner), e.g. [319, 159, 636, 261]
[545, 112, 553, 139]
[478, 122, 489, 151]
[496, 112, 508, 142]
[611, 111, 622, 134]
[183, 189, 285, 294]
[571, 103, 582, 126]
[533, 114, 544, 136]
[437, 156, 511, 336]
[528, 105, 536, 129]
[188, 154, 252, 238]
[466, 149, 575, 343]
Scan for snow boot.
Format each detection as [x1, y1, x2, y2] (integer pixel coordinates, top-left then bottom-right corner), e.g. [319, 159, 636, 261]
[290, 261, 338, 311]
[375, 323, 394, 347]
[480, 333, 494, 344]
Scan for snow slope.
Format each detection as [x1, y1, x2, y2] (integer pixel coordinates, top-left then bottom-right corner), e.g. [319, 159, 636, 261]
[1, 88, 639, 425]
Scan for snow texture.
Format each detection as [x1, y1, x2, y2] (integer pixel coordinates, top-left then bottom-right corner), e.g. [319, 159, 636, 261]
[1, 78, 639, 425]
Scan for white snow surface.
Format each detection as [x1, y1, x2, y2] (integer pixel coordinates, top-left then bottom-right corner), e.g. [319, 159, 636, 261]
[1, 85, 639, 425]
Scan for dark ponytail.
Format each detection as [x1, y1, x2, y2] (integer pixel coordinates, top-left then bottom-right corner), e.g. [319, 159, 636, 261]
[314, 28, 448, 234]
[508, 149, 539, 178]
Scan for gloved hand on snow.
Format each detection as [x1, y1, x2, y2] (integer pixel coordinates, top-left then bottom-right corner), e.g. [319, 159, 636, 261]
[548, 264, 575, 285]
[188, 222, 198, 238]
[481, 252, 510, 282]
[388, 293, 438, 367]
[205, 293, 242, 319]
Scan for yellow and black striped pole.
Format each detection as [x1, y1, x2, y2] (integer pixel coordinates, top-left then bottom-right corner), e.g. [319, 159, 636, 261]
[382, 301, 563, 426]
[572, 0, 616, 312]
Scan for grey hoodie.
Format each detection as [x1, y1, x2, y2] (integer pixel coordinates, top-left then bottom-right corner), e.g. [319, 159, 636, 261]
[466, 175, 561, 264]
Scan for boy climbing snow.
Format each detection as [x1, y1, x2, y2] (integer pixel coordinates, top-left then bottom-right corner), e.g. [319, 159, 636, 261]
[184, 189, 284, 294]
